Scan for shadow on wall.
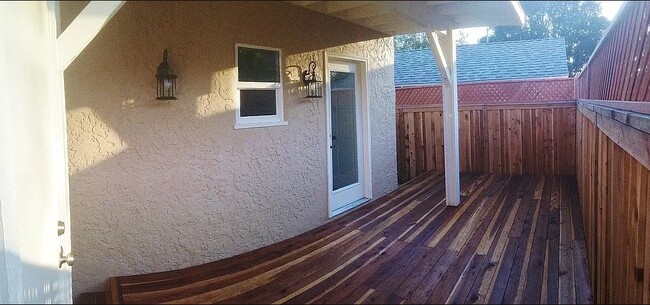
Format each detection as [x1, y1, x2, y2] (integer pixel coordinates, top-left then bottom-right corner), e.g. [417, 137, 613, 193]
[64, 0, 394, 300]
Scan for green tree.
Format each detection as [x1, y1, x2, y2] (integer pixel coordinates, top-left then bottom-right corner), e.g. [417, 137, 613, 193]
[479, 1, 609, 76]
[394, 33, 428, 51]
[394, 31, 470, 51]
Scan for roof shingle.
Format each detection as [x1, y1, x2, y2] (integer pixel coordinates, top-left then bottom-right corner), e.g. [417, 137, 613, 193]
[395, 37, 569, 87]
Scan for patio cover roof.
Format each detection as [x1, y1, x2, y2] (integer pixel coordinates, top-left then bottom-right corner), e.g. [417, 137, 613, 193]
[285, 1, 525, 35]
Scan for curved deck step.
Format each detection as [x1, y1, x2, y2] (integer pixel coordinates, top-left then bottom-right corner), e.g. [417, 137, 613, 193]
[106, 172, 592, 304]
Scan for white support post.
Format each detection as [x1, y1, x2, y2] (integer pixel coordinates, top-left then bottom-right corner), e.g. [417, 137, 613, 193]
[427, 30, 460, 206]
[56, 1, 125, 71]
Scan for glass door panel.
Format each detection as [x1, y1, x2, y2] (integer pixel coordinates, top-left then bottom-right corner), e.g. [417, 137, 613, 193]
[330, 71, 358, 191]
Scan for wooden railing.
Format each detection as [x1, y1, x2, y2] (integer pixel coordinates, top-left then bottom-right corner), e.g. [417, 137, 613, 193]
[575, 2, 650, 102]
[396, 101, 576, 183]
[574, 1, 650, 302]
[576, 99, 650, 304]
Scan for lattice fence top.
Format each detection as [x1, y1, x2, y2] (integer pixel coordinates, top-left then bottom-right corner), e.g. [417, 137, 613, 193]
[396, 77, 575, 108]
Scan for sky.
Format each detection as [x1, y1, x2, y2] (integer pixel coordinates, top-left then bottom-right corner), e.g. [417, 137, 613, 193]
[459, 1, 625, 44]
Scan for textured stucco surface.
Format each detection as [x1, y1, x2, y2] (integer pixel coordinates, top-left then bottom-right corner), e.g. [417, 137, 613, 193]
[64, 1, 397, 298]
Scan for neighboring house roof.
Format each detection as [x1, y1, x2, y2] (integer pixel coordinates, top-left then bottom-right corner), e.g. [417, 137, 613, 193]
[395, 37, 569, 87]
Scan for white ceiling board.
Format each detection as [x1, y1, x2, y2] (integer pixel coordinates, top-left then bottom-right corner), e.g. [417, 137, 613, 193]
[304, 1, 370, 14]
[285, 1, 525, 35]
[431, 1, 509, 16]
[331, 4, 391, 21]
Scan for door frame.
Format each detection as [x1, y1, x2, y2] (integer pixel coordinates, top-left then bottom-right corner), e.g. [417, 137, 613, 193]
[324, 52, 372, 218]
[0, 2, 73, 302]
[0, 2, 123, 302]
[47, 1, 74, 299]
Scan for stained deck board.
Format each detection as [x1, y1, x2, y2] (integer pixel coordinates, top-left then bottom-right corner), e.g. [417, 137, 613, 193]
[107, 171, 592, 304]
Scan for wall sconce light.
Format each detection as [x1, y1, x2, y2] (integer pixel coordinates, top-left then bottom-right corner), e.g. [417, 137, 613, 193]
[303, 61, 323, 98]
[156, 49, 177, 100]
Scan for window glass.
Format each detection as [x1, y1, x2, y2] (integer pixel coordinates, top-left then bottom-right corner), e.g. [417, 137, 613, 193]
[240, 90, 277, 117]
[237, 47, 280, 82]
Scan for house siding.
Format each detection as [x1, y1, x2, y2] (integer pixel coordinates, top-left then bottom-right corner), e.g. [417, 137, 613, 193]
[63, 1, 396, 298]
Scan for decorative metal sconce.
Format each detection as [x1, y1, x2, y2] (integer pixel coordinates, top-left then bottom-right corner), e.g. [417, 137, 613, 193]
[156, 49, 177, 100]
[303, 61, 323, 98]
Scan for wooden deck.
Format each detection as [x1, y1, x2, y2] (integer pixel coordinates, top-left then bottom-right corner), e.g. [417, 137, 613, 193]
[108, 171, 592, 304]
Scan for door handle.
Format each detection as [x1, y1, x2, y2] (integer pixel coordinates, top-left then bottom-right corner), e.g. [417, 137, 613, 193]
[58, 221, 65, 236]
[59, 246, 74, 268]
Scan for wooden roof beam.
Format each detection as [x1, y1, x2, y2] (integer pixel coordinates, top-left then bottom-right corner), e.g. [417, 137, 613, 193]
[57, 1, 124, 71]
[427, 30, 460, 207]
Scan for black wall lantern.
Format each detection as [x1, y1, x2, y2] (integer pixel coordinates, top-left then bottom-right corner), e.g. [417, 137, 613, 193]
[303, 61, 323, 98]
[156, 49, 177, 100]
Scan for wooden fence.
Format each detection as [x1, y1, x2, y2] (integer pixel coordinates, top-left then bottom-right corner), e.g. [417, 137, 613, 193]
[396, 102, 576, 183]
[574, 1, 650, 302]
[576, 1, 650, 102]
[576, 100, 650, 304]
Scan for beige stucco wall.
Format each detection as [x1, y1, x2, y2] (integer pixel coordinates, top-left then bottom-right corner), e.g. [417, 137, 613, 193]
[64, 1, 397, 297]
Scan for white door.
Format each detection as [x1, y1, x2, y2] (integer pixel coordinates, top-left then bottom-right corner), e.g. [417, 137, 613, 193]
[327, 60, 367, 216]
[0, 2, 72, 303]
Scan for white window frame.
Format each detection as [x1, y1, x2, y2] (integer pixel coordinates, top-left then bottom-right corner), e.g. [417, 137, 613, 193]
[234, 43, 287, 129]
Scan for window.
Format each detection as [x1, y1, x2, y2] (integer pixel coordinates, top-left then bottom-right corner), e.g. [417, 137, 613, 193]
[235, 44, 287, 129]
